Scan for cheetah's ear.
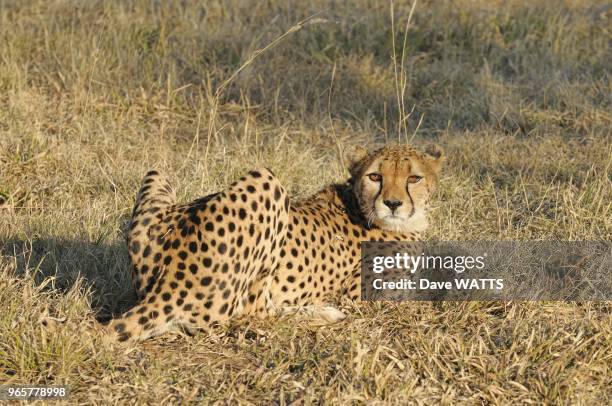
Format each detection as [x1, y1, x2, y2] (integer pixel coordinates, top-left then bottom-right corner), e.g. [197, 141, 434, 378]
[424, 145, 444, 173]
[346, 145, 369, 166]
[346, 145, 370, 176]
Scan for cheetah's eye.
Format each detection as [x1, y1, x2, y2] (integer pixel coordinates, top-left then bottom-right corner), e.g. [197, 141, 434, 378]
[407, 175, 423, 184]
[368, 173, 382, 182]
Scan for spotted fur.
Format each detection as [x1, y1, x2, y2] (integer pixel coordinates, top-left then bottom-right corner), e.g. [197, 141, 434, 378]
[107, 144, 443, 341]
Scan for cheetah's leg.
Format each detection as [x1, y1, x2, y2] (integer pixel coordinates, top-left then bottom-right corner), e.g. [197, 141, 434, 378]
[278, 305, 347, 324]
[107, 168, 291, 342]
[106, 276, 204, 342]
[106, 299, 186, 343]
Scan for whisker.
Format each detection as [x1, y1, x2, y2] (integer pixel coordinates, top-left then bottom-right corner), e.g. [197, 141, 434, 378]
[366, 208, 375, 228]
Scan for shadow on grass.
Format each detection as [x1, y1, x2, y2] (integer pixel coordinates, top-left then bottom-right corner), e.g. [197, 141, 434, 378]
[0, 236, 137, 322]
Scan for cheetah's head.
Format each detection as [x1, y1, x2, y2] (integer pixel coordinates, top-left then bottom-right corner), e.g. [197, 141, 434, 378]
[348, 144, 444, 233]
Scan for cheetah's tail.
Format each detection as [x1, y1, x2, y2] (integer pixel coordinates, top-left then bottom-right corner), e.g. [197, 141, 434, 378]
[131, 170, 177, 218]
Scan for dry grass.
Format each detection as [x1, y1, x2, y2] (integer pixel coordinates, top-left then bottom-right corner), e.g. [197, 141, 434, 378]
[0, 0, 610, 403]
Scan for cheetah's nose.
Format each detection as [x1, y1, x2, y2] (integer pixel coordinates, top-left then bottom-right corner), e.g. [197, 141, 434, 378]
[383, 199, 403, 211]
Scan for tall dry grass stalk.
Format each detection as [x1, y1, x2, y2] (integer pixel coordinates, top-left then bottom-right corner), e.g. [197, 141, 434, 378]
[391, 0, 421, 143]
[203, 13, 328, 176]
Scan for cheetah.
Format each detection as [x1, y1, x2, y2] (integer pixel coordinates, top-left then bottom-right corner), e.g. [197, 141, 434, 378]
[107, 144, 444, 341]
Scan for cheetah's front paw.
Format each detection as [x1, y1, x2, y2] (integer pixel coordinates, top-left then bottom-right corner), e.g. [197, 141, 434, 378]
[279, 305, 347, 324]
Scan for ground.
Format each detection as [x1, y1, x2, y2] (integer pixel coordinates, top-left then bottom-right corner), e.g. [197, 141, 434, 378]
[0, 0, 610, 403]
